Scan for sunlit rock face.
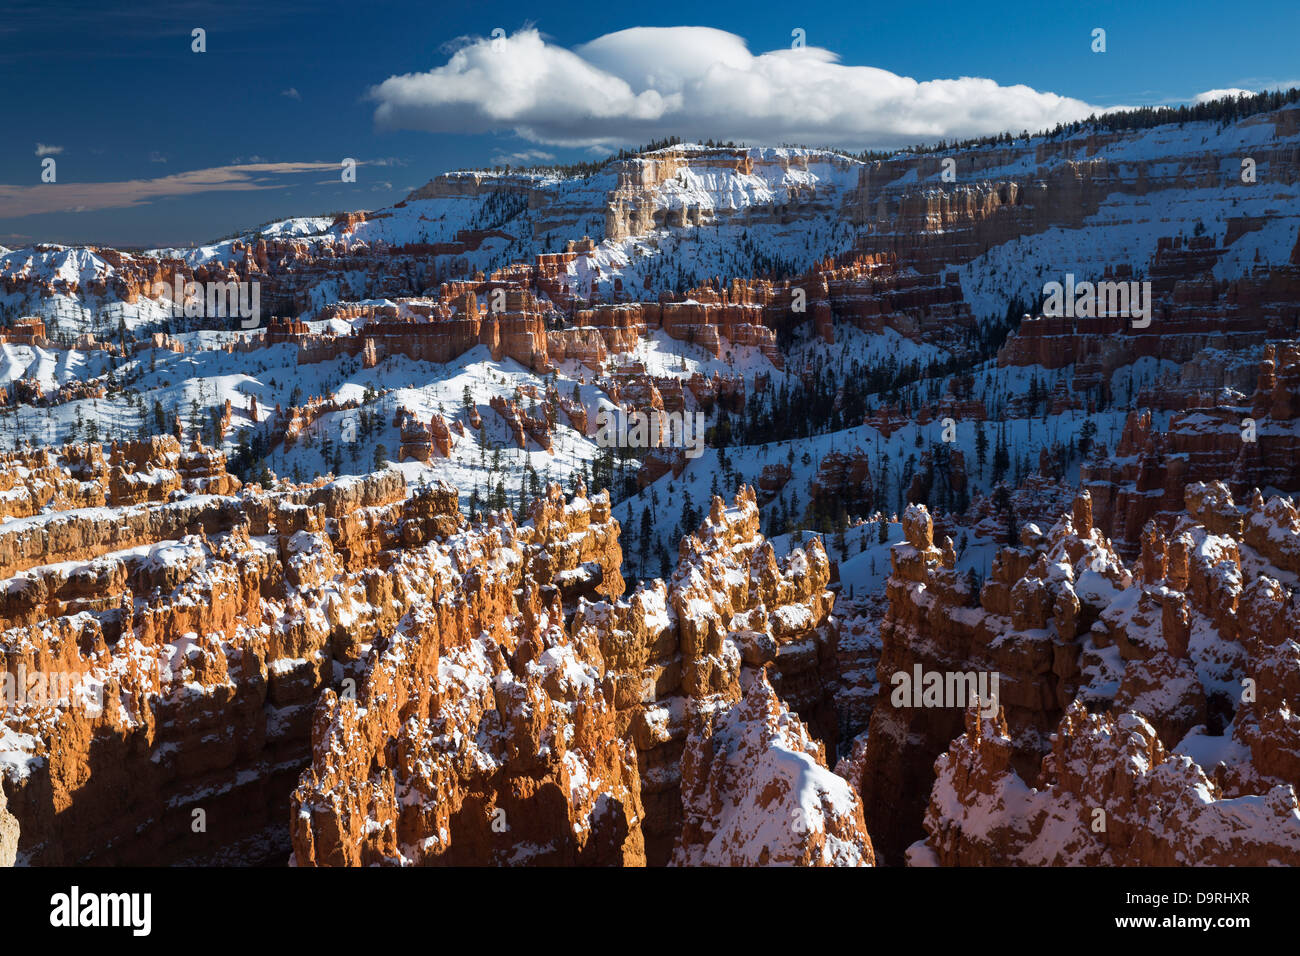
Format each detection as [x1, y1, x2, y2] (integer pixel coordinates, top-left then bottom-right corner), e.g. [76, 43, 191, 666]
[0, 460, 867, 866]
[893, 485, 1300, 867]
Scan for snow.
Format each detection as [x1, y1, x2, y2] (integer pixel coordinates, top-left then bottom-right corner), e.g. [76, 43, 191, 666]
[0, 721, 44, 784]
[1174, 722, 1252, 771]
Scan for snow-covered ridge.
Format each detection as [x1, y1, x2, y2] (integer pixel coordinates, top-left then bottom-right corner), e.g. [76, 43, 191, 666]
[4, 105, 1299, 339]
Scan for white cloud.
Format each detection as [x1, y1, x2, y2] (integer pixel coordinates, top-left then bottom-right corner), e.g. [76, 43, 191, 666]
[1192, 87, 1254, 104]
[489, 148, 557, 166]
[34, 143, 63, 157]
[369, 27, 1105, 150]
[281, 87, 301, 100]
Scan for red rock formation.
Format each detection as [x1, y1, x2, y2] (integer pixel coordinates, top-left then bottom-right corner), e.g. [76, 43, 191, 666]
[845, 477, 1300, 867]
[998, 243, 1300, 394]
[810, 450, 874, 515]
[0, 435, 876, 868]
[1, 317, 46, 346]
[0, 780, 15, 866]
[1082, 344, 1300, 554]
[290, 486, 640, 866]
[673, 668, 874, 866]
[287, 485, 869, 866]
[850, 496, 1126, 863]
[489, 394, 552, 452]
[916, 702, 1300, 866]
[0, 455, 444, 864]
[757, 463, 792, 504]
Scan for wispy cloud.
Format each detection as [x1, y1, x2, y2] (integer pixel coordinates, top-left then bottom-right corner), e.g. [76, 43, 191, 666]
[370, 26, 1107, 150]
[280, 87, 301, 100]
[35, 144, 63, 157]
[0, 161, 341, 219]
[490, 148, 557, 166]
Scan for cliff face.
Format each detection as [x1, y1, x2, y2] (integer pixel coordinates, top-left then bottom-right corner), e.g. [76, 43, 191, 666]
[289, 486, 644, 866]
[0, 446, 867, 866]
[854, 112, 1300, 278]
[3, 440, 1266, 869]
[0, 442, 459, 865]
[673, 667, 874, 866]
[0, 780, 15, 867]
[918, 703, 1300, 866]
[603, 146, 860, 242]
[997, 236, 1300, 394]
[1082, 339, 1300, 556]
[290, 486, 872, 866]
[892, 482, 1300, 866]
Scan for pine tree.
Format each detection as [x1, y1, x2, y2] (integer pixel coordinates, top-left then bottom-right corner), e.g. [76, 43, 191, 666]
[991, 425, 1010, 484]
[1079, 419, 1098, 456]
[639, 508, 653, 560]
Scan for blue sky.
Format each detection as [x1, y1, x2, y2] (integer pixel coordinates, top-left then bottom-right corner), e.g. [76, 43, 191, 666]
[2, 0, 1296, 248]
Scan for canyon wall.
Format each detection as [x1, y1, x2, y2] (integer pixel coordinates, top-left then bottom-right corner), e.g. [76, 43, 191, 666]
[1, 450, 869, 866]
